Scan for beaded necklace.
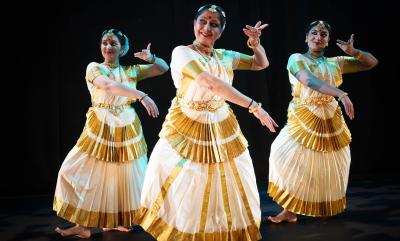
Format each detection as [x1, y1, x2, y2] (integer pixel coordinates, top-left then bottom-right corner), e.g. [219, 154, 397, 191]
[193, 40, 214, 62]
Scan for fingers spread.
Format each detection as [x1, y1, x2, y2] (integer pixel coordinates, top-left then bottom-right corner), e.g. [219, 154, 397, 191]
[258, 24, 269, 30]
[349, 34, 354, 43]
[336, 39, 347, 44]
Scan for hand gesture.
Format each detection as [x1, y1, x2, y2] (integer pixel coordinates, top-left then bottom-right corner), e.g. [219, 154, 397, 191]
[336, 34, 356, 55]
[243, 21, 269, 40]
[253, 108, 279, 133]
[134, 43, 154, 62]
[340, 95, 354, 120]
[140, 95, 159, 118]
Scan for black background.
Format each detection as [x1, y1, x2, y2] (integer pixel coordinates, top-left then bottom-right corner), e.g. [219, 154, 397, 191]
[4, 0, 395, 197]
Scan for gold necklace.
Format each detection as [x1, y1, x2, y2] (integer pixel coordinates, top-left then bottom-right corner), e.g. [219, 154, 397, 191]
[102, 62, 120, 68]
[193, 40, 214, 62]
[305, 51, 325, 64]
[102, 62, 123, 82]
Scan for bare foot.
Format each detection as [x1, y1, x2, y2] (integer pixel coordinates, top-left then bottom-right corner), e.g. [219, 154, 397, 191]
[266, 210, 297, 223]
[102, 226, 131, 232]
[55, 225, 91, 238]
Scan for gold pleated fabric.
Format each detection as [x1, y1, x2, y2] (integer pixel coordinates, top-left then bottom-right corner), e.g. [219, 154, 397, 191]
[159, 99, 248, 164]
[140, 46, 261, 240]
[287, 104, 351, 152]
[76, 108, 147, 163]
[140, 139, 262, 241]
[268, 124, 351, 217]
[54, 62, 150, 228]
[54, 148, 148, 228]
[268, 53, 354, 217]
[139, 207, 260, 241]
[268, 182, 346, 217]
[53, 196, 145, 228]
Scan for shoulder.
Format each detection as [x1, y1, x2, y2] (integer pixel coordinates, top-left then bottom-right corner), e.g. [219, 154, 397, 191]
[171, 45, 198, 66]
[327, 56, 339, 62]
[86, 62, 101, 71]
[172, 45, 192, 57]
[122, 64, 134, 72]
[216, 48, 233, 56]
[288, 53, 304, 62]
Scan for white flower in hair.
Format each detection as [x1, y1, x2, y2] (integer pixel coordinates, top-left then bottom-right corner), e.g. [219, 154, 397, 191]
[208, 5, 217, 12]
[207, 5, 226, 17]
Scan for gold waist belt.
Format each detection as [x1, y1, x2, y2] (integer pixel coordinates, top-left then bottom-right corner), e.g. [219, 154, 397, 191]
[291, 96, 333, 105]
[92, 102, 132, 115]
[177, 96, 225, 112]
[92, 102, 132, 109]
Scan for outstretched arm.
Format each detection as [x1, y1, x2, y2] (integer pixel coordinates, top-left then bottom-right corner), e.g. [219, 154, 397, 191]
[134, 43, 169, 77]
[296, 69, 354, 120]
[196, 72, 278, 132]
[336, 34, 378, 71]
[92, 75, 159, 118]
[243, 21, 269, 70]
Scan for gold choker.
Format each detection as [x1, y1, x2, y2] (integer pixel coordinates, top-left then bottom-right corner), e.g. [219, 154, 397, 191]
[193, 40, 214, 57]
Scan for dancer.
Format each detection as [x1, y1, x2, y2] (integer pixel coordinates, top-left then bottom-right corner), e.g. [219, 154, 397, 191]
[53, 28, 169, 237]
[139, 4, 277, 241]
[267, 20, 378, 223]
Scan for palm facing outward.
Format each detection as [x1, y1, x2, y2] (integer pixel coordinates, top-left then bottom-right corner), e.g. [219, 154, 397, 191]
[336, 34, 358, 56]
[243, 21, 269, 40]
[134, 43, 154, 62]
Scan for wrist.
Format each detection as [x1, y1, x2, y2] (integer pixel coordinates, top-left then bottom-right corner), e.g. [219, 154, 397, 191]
[249, 101, 262, 114]
[351, 49, 362, 59]
[247, 38, 260, 49]
[338, 92, 348, 101]
[139, 94, 148, 102]
[148, 54, 156, 64]
[247, 99, 254, 109]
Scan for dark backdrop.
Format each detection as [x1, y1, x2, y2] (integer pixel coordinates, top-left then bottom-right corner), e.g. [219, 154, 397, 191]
[5, 0, 395, 197]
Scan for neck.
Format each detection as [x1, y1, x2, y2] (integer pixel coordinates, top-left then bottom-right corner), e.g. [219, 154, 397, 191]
[103, 60, 119, 67]
[193, 40, 214, 56]
[307, 49, 324, 59]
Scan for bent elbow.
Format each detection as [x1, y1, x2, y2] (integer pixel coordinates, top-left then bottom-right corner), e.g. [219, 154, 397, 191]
[362, 60, 379, 71]
[163, 65, 170, 73]
[371, 59, 379, 69]
[159, 64, 170, 73]
[253, 61, 269, 71]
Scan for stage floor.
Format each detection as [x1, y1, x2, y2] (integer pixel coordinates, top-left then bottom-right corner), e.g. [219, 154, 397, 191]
[1, 176, 399, 241]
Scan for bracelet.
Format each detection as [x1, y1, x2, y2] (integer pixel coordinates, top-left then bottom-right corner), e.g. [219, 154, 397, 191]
[249, 102, 262, 114]
[247, 38, 260, 49]
[247, 99, 254, 109]
[352, 50, 363, 59]
[149, 54, 156, 64]
[139, 94, 148, 102]
[338, 92, 348, 101]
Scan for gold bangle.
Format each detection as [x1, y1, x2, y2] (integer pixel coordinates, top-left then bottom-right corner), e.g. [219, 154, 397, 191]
[249, 102, 262, 114]
[247, 38, 260, 49]
[352, 50, 362, 59]
[338, 92, 348, 101]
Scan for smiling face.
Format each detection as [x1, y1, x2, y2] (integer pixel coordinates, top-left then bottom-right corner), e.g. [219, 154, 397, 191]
[101, 34, 122, 63]
[305, 24, 330, 52]
[193, 10, 224, 48]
